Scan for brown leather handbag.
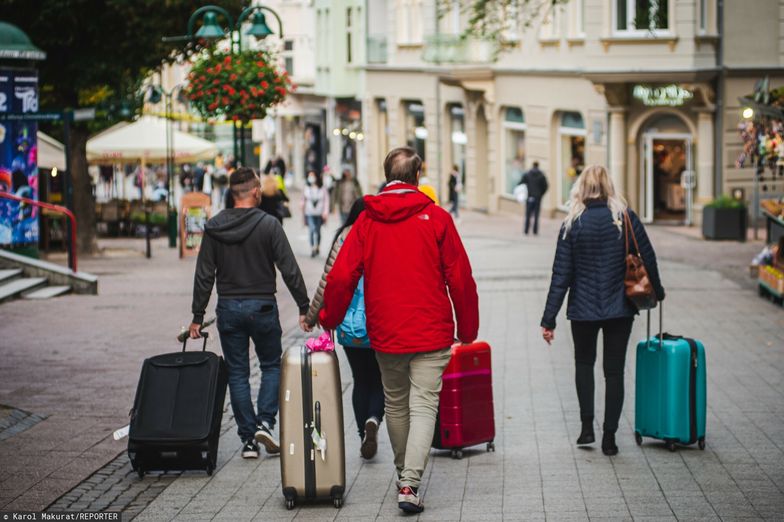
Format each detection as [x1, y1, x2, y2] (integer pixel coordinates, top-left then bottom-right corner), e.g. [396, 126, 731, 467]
[624, 211, 657, 310]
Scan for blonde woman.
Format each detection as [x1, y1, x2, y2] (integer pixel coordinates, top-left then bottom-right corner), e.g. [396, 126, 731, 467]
[541, 165, 664, 456]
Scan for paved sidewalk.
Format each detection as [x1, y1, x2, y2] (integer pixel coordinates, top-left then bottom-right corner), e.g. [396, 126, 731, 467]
[131, 212, 782, 521]
[2, 208, 783, 520]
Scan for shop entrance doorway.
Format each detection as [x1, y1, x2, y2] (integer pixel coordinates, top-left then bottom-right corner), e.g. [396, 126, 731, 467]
[642, 133, 694, 225]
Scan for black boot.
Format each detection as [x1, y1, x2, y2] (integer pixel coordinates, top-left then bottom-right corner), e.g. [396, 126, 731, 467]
[602, 431, 618, 456]
[576, 417, 595, 445]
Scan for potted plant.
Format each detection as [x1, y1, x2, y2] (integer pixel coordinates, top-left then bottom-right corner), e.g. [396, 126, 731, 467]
[702, 195, 747, 241]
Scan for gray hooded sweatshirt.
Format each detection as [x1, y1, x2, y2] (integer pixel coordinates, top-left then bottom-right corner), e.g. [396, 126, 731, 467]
[191, 208, 309, 323]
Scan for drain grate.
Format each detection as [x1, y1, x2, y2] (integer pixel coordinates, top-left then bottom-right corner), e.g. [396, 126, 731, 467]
[0, 405, 47, 441]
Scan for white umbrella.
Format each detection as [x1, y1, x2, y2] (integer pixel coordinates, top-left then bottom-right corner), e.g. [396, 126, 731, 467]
[86, 116, 217, 164]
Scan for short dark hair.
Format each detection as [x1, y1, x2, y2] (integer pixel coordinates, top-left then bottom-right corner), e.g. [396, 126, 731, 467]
[383, 147, 421, 184]
[230, 167, 260, 198]
[532, 161, 540, 168]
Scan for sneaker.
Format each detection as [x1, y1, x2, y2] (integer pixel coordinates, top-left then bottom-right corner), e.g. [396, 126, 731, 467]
[241, 439, 259, 459]
[360, 418, 379, 459]
[255, 423, 280, 455]
[398, 486, 424, 514]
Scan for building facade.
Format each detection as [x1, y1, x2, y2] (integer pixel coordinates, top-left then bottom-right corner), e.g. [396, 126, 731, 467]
[360, 0, 784, 224]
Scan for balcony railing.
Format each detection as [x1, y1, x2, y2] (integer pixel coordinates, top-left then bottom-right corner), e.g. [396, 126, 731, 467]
[422, 35, 497, 64]
[367, 35, 388, 64]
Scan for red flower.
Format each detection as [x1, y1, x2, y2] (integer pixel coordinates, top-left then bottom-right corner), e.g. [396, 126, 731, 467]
[257, 72, 264, 78]
[222, 96, 229, 105]
[208, 102, 218, 110]
[261, 80, 269, 89]
[256, 61, 266, 68]
[230, 73, 238, 82]
[232, 115, 239, 121]
[213, 79, 220, 85]
[224, 55, 232, 64]
[215, 64, 222, 72]
[200, 76, 206, 82]
[223, 84, 231, 91]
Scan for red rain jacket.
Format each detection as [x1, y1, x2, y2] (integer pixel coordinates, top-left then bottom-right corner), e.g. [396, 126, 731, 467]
[319, 183, 479, 354]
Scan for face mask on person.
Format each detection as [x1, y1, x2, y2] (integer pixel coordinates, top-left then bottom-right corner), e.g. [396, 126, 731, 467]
[307, 176, 317, 185]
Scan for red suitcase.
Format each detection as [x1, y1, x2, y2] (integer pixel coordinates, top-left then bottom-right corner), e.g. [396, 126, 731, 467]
[433, 341, 496, 459]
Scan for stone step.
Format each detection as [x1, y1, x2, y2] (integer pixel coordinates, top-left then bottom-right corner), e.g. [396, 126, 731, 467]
[23, 285, 72, 300]
[0, 277, 47, 303]
[0, 268, 23, 285]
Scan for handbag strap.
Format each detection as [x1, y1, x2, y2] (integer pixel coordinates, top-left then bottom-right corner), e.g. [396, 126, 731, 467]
[623, 210, 641, 256]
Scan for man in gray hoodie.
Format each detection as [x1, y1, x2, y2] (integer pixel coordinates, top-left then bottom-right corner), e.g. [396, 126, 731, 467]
[189, 167, 310, 459]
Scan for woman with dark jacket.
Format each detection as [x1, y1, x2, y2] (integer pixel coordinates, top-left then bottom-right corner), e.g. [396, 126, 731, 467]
[541, 165, 665, 456]
[303, 198, 384, 460]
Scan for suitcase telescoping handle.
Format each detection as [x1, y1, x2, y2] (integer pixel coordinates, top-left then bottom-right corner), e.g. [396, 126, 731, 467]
[181, 333, 208, 352]
[646, 303, 663, 350]
[314, 401, 321, 433]
[176, 317, 215, 349]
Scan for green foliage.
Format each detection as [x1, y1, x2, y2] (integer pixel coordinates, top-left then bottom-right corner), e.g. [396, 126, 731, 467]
[2, 0, 245, 133]
[437, 0, 568, 43]
[186, 49, 293, 124]
[706, 195, 746, 210]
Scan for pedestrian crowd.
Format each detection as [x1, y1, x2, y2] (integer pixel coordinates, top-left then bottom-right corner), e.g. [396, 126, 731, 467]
[187, 147, 664, 514]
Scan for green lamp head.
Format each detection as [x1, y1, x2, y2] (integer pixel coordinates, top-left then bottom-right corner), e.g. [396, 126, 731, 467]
[195, 11, 226, 40]
[246, 11, 274, 39]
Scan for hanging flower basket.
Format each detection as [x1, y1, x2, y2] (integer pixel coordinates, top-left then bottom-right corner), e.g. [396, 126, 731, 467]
[185, 49, 294, 123]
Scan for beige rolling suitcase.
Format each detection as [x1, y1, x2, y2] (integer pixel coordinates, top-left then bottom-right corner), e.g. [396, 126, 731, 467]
[280, 345, 346, 509]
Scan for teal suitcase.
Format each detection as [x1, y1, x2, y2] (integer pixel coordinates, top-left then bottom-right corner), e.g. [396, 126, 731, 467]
[634, 306, 706, 452]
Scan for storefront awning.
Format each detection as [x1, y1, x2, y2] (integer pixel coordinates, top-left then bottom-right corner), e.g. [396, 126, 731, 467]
[37, 131, 65, 171]
[86, 116, 217, 164]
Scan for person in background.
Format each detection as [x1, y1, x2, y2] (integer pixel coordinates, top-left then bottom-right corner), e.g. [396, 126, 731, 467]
[334, 168, 363, 224]
[190, 167, 310, 459]
[303, 198, 384, 460]
[319, 147, 479, 514]
[193, 162, 206, 193]
[540, 165, 664, 456]
[448, 164, 461, 219]
[259, 173, 288, 224]
[179, 164, 193, 193]
[519, 161, 549, 236]
[302, 170, 330, 257]
[322, 165, 335, 204]
[418, 172, 439, 205]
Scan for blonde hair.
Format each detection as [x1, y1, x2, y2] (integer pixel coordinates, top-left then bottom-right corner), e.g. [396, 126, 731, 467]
[562, 165, 627, 238]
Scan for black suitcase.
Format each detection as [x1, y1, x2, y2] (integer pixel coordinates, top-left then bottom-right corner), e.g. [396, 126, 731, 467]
[128, 334, 227, 478]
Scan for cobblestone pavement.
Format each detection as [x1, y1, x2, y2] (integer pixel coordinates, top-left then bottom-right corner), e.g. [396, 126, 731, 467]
[3, 208, 784, 520]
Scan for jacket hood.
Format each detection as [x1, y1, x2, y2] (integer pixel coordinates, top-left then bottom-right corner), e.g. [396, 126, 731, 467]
[205, 208, 266, 244]
[364, 184, 433, 223]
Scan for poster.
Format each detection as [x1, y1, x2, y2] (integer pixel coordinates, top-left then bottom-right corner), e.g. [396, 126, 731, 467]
[0, 68, 39, 246]
[179, 192, 211, 258]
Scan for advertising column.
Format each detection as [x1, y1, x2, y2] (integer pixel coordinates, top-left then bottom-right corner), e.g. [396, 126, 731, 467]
[0, 68, 39, 246]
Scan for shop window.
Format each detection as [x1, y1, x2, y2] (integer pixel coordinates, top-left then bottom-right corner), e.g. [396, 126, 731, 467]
[615, 0, 669, 34]
[404, 101, 426, 161]
[503, 107, 526, 196]
[558, 111, 586, 208]
[449, 105, 466, 188]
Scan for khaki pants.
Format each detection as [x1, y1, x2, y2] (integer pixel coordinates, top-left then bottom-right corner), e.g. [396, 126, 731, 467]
[375, 347, 452, 489]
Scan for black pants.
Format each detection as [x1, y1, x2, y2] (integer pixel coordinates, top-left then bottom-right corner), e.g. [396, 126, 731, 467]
[525, 197, 541, 235]
[343, 346, 385, 438]
[570, 317, 634, 433]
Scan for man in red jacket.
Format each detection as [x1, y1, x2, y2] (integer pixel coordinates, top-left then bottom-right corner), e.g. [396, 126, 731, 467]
[320, 146, 479, 514]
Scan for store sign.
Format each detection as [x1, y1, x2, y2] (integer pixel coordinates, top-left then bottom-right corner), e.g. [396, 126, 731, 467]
[633, 84, 694, 107]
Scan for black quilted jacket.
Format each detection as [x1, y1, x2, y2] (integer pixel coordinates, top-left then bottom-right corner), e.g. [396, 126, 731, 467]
[541, 200, 665, 329]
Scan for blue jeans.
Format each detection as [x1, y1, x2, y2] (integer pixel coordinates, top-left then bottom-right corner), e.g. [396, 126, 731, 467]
[306, 215, 323, 249]
[216, 298, 282, 442]
[525, 196, 541, 235]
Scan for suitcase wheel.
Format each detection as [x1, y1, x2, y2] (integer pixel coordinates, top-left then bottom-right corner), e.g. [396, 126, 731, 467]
[486, 442, 495, 452]
[698, 438, 706, 450]
[137, 468, 145, 480]
[206, 463, 214, 476]
[450, 449, 463, 460]
[333, 496, 343, 509]
[666, 441, 677, 452]
[634, 432, 643, 446]
[285, 499, 295, 510]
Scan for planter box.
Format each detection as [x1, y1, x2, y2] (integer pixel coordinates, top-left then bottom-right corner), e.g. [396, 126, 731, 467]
[702, 207, 747, 241]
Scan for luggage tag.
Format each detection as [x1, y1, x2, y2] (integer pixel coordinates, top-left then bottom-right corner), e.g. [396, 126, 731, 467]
[311, 426, 327, 461]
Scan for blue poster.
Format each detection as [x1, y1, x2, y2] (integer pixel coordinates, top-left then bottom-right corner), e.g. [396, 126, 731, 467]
[0, 68, 39, 246]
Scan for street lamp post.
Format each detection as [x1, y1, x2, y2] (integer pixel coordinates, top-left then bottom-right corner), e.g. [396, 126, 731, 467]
[148, 84, 187, 248]
[166, 4, 284, 168]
